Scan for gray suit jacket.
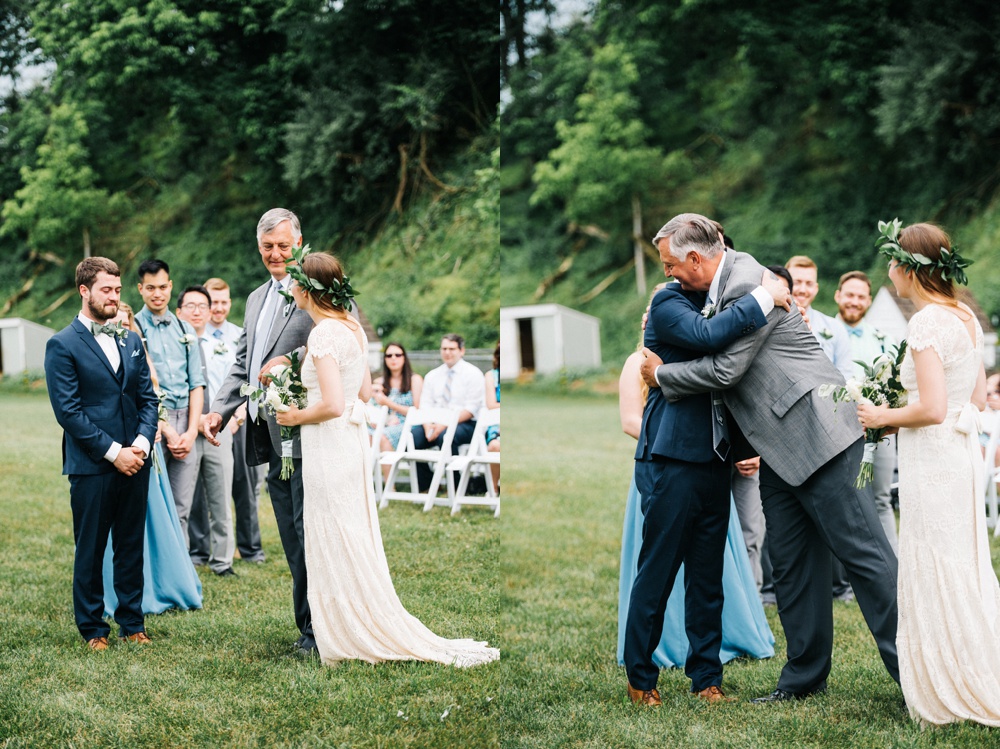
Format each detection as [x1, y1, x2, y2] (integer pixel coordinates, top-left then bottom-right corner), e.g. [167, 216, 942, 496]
[655, 250, 861, 486]
[212, 277, 314, 459]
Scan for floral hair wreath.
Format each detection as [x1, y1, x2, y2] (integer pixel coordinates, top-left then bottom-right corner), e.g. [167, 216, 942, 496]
[876, 218, 972, 286]
[279, 243, 358, 310]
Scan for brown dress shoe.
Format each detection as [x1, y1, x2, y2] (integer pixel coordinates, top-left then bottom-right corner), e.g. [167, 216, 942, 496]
[627, 682, 662, 707]
[695, 685, 736, 703]
[86, 636, 109, 651]
[122, 632, 152, 645]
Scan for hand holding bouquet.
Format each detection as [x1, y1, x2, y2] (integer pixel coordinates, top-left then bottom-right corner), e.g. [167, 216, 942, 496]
[241, 351, 306, 479]
[818, 340, 908, 487]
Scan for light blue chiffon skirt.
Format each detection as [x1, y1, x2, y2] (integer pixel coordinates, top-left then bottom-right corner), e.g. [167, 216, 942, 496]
[617, 474, 774, 667]
[103, 443, 202, 617]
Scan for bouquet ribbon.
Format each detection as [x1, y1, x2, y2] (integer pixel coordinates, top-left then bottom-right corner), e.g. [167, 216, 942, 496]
[953, 402, 996, 623]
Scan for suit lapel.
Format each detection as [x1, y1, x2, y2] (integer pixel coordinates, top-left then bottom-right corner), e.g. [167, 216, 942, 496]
[72, 318, 118, 381]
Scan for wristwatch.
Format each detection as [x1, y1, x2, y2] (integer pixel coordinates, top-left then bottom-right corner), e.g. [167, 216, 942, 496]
[236, 417, 245, 427]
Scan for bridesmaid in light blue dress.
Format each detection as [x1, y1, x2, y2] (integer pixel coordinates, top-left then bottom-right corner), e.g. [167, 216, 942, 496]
[616, 349, 773, 668]
[101, 303, 202, 617]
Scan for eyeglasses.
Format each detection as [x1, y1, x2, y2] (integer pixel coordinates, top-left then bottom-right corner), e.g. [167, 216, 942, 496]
[385, 353, 405, 359]
[180, 303, 209, 311]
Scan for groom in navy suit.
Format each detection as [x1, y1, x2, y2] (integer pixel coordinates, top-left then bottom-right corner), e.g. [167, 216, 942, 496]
[45, 257, 159, 650]
[625, 246, 787, 706]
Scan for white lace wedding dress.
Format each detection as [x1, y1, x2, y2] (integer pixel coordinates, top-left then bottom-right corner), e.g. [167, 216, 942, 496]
[896, 304, 1000, 726]
[299, 319, 499, 668]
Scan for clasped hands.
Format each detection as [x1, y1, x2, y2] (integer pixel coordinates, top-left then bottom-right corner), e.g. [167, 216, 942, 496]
[114, 446, 147, 476]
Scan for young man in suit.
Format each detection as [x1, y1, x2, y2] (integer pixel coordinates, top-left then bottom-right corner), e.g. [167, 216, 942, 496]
[640, 213, 900, 703]
[45, 257, 159, 650]
[625, 247, 785, 707]
[202, 208, 317, 655]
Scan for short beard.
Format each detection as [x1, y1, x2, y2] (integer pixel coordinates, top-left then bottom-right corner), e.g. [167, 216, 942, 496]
[87, 297, 118, 322]
[839, 307, 865, 325]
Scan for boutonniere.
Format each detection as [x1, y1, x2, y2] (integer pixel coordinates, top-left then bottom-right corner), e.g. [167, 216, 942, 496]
[701, 303, 717, 319]
[874, 329, 886, 342]
[213, 341, 230, 356]
[818, 328, 833, 340]
[178, 333, 196, 347]
[112, 323, 129, 347]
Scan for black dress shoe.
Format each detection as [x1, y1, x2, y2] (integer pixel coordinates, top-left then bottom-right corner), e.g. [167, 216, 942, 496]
[294, 635, 318, 657]
[750, 687, 825, 704]
[214, 567, 237, 577]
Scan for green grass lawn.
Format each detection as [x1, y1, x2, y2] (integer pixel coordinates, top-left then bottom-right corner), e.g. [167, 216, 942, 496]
[503, 390, 1000, 749]
[0, 392, 500, 748]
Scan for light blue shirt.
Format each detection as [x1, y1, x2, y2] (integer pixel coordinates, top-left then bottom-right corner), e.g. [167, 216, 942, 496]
[836, 315, 898, 381]
[136, 306, 206, 409]
[807, 306, 853, 380]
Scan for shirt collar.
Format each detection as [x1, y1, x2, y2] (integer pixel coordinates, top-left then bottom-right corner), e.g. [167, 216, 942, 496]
[707, 251, 727, 303]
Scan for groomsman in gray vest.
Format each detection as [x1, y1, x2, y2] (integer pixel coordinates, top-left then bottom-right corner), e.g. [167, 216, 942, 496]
[202, 208, 316, 654]
[640, 213, 900, 703]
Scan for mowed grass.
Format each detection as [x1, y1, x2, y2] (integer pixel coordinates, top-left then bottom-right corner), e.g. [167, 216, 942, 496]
[502, 390, 1000, 749]
[0, 393, 500, 748]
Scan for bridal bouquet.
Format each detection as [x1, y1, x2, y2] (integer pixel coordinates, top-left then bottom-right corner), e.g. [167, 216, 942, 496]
[818, 340, 908, 488]
[241, 351, 306, 479]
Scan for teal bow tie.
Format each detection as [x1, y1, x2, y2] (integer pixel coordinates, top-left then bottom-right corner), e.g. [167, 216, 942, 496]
[91, 321, 118, 337]
[846, 327, 863, 338]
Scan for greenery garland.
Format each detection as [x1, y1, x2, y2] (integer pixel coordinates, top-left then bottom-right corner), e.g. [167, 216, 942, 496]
[278, 244, 358, 310]
[876, 218, 972, 286]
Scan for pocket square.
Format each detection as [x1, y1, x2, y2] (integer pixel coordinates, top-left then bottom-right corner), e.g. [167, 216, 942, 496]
[130, 349, 141, 358]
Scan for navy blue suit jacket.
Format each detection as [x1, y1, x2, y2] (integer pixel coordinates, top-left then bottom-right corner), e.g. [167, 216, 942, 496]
[45, 318, 159, 476]
[635, 283, 767, 464]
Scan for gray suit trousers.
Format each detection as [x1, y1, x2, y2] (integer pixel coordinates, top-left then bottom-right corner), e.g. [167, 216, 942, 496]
[759, 437, 899, 693]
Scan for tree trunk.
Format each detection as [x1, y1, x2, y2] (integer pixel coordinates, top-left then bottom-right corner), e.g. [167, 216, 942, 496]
[632, 194, 646, 296]
[83, 226, 91, 258]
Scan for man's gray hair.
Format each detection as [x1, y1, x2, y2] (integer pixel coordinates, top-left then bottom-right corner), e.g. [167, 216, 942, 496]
[651, 213, 724, 261]
[256, 208, 302, 243]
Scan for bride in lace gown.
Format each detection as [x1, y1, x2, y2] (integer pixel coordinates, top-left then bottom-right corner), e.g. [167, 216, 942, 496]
[276, 252, 499, 668]
[858, 222, 1000, 727]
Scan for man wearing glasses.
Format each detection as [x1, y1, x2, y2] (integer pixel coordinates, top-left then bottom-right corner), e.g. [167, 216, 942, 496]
[410, 333, 485, 491]
[178, 285, 237, 577]
[136, 259, 206, 545]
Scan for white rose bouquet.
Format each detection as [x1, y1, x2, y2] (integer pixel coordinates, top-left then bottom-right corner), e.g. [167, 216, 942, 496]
[818, 340, 908, 488]
[240, 351, 306, 479]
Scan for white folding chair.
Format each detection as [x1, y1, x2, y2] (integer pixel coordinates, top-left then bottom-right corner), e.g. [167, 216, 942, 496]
[365, 403, 389, 503]
[448, 407, 500, 517]
[985, 424, 1000, 534]
[379, 407, 459, 512]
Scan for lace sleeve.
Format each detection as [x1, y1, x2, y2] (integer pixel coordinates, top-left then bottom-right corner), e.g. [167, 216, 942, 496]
[308, 321, 340, 361]
[906, 307, 944, 360]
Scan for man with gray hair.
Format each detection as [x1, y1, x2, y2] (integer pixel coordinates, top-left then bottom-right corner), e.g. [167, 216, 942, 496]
[202, 208, 317, 655]
[639, 213, 900, 703]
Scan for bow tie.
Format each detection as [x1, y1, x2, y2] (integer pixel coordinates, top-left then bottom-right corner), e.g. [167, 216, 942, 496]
[91, 321, 118, 337]
[846, 327, 863, 338]
[152, 315, 172, 326]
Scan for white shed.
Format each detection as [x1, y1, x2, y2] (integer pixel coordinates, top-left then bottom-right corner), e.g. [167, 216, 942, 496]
[867, 286, 997, 369]
[499, 304, 601, 380]
[0, 317, 55, 375]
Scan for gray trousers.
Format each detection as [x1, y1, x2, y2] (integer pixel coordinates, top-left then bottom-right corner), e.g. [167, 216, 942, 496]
[187, 431, 235, 573]
[872, 435, 899, 554]
[163, 407, 201, 545]
[760, 438, 900, 694]
[731, 468, 765, 592]
[232, 423, 265, 560]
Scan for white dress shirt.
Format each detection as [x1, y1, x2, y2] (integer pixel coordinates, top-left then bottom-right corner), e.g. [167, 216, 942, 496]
[422, 358, 485, 417]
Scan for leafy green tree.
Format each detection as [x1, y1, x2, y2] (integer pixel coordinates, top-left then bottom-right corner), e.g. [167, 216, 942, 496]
[2, 102, 130, 260]
[531, 43, 675, 295]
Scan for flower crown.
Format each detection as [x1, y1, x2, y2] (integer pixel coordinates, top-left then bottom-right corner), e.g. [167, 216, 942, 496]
[876, 218, 972, 286]
[279, 243, 358, 310]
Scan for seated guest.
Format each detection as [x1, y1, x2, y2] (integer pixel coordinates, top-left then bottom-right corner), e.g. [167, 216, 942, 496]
[410, 333, 484, 491]
[484, 341, 500, 493]
[102, 302, 203, 616]
[371, 342, 423, 477]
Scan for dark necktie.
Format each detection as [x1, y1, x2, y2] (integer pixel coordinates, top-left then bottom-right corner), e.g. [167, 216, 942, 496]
[706, 294, 730, 461]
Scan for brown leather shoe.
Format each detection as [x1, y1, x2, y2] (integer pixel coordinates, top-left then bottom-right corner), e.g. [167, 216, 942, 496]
[627, 681, 662, 707]
[86, 636, 109, 651]
[695, 685, 736, 703]
[122, 632, 152, 645]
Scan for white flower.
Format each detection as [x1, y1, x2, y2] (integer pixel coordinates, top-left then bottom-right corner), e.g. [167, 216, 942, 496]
[213, 341, 229, 356]
[844, 378, 865, 403]
[178, 333, 196, 346]
[269, 364, 290, 381]
[818, 328, 833, 340]
[239, 382, 255, 396]
[817, 383, 838, 398]
[265, 388, 289, 412]
[701, 303, 717, 319]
